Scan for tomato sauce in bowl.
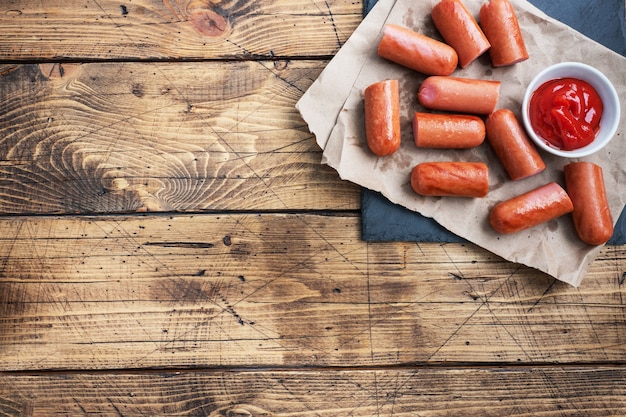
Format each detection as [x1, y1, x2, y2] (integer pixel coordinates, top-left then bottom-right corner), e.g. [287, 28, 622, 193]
[522, 62, 620, 158]
[529, 78, 603, 151]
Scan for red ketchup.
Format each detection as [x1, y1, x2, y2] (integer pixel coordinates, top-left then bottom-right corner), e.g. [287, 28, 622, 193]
[529, 78, 603, 151]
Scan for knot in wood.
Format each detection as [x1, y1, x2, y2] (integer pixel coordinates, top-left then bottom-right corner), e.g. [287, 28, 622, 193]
[191, 8, 228, 37]
[207, 404, 272, 416]
[38, 63, 81, 81]
[164, 0, 229, 37]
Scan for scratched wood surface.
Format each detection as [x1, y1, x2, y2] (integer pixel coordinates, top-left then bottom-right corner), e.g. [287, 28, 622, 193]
[1, 0, 626, 415]
[0, 61, 358, 214]
[0, 0, 360, 60]
[1, 214, 626, 373]
[2, 368, 626, 415]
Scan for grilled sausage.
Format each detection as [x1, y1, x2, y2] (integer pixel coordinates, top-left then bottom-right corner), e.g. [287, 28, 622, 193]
[489, 182, 574, 234]
[378, 24, 458, 76]
[479, 0, 529, 66]
[364, 79, 401, 156]
[564, 162, 614, 245]
[485, 109, 545, 180]
[417, 76, 501, 115]
[431, 0, 491, 68]
[411, 161, 489, 197]
[413, 112, 485, 148]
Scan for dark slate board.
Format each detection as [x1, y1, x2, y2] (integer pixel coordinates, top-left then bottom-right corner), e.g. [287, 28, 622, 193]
[361, 0, 626, 245]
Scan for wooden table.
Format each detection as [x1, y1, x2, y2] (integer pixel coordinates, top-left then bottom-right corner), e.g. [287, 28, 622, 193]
[1, 1, 625, 415]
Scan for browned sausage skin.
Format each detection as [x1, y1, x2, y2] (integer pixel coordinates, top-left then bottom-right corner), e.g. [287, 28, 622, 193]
[413, 112, 485, 148]
[431, 0, 491, 68]
[486, 109, 545, 180]
[479, 0, 529, 66]
[418, 76, 501, 115]
[364, 79, 401, 156]
[378, 24, 458, 76]
[489, 182, 574, 234]
[411, 162, 489, 197]
[564, 162, 614, 245]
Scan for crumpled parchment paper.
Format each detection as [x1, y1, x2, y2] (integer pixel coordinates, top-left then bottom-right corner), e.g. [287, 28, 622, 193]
[297, 0, 626, 287]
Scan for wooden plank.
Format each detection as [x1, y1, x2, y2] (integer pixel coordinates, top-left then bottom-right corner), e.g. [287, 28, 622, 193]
[0, 61, 359, 214]
[1, 367, 625, 415]
[1, 213, 625, 371]
[0, 0, 362, 60]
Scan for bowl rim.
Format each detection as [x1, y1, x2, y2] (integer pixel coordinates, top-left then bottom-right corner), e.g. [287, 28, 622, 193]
[521, 61, 621, 158]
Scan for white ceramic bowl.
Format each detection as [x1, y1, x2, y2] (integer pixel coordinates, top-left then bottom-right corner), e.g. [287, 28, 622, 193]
[522, 62, 620, 158]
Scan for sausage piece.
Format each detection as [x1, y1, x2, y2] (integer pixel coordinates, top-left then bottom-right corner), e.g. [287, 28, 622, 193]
[364, 79, 401, 156]
[431, 0, 491, 68]
[564, 162, 614, 245]
[489, 182, 574, 234]
[479, 0, 529, 67]
[411, 162, 489, 197]
[418, 76, 501, 114]
[377, 24, 458, 76]
[413, 112, 485, 148]
[486, 109, 545, 180]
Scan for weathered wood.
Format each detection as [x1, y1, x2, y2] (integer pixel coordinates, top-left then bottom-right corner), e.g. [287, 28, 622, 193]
[1, 1, 625, 415]
[0, 0, 362, 61]
[1, 367, 626, 416]
[0, 61, 359, 214]
[1, 214, 624, 371]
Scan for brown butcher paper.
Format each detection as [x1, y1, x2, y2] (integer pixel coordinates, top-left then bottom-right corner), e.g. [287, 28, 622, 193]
[296, 0, 626, 287]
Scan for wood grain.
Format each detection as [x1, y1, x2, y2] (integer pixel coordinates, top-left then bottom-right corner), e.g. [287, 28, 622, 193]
[1, 214, 624, 371]
[1, 0, 625, 414]
[0, 61, 359, 214]
[0, 0, 362, 61]
[1, 367, 625, 416]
